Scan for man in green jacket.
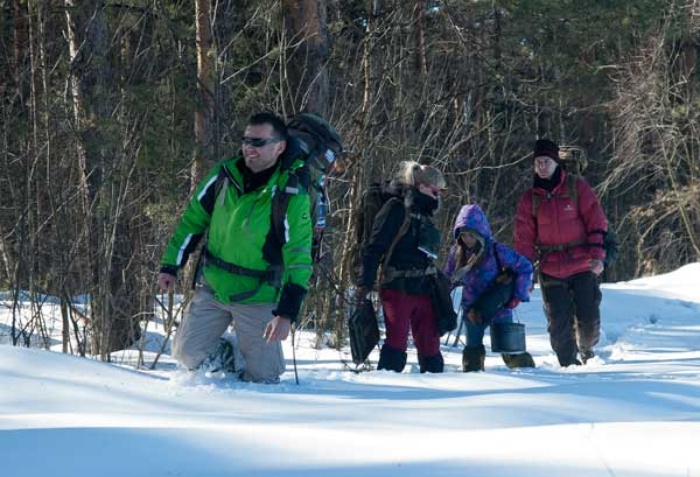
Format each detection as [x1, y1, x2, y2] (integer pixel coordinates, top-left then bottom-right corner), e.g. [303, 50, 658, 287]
[158, 112, 312, 383]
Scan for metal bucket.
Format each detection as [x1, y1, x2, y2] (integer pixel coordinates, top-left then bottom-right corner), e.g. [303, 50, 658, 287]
[490, 322, 526, 353]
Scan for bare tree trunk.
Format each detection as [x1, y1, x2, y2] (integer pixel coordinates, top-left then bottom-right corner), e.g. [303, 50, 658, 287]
[192, 0, 215, 189]
[64, 0, 90, 220]
[336, 0, 384, 346]
[176, 0, 218, 297]
[282, 0, 330, 114]
[12, 0, 30, 103]
[64, 0, 139, 357]
[411, 0, 428, 139]
[0, 224, 11, 283]
[413, 0, 427, 78]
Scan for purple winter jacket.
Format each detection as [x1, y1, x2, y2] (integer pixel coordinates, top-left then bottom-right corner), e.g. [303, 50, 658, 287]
[443, 204, 534, 323]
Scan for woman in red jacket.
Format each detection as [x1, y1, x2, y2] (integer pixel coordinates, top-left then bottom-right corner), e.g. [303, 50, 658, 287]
[514, 139, 607, 367]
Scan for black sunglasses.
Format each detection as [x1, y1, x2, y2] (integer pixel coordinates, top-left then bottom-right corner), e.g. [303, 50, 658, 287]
[242, 137, 280, 148]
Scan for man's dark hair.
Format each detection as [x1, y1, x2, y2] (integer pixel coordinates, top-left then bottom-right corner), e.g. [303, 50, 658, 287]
[248, 112, 288, 140]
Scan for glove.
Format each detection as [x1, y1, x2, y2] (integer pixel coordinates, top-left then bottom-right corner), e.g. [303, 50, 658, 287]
[158, 272, 177, 292]
[495, 270, 514, 285]
[466, 309, 482, 325]
[354, 285, 370, 306]
[506, 298, 521, 309]
[590, 258, 604, 276]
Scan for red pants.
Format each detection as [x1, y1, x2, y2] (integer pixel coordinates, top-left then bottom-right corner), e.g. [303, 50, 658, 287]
[380, 288, 440, 357]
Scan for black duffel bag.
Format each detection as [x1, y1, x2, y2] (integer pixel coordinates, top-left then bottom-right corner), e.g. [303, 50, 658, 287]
[348, 298, 380, 365]
[428, 270, 458, 336]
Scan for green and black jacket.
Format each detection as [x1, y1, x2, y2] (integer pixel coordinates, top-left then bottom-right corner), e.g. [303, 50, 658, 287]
[160, 155, 312, 321]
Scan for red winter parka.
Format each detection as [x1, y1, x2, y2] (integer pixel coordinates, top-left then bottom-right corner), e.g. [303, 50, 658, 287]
[514, 170, 607, 279]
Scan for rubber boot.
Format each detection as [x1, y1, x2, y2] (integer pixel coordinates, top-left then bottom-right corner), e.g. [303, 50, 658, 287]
[377, 344, 408, 373]
[501, 351, 535, 369]
[418, 353, 444, 373]
[462, 345, 485, 372]
[580, 348, 595, 364]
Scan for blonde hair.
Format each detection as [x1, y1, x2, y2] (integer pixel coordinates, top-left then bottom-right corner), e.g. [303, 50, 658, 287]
[394, 161, 446, 189]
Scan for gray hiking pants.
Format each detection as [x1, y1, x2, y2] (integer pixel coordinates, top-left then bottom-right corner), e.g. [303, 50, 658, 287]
[172, 282, 285, 383]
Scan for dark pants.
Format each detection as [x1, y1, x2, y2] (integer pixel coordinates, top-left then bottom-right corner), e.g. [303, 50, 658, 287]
[540, 271, 602, 366]
[379, 288, 442, 370]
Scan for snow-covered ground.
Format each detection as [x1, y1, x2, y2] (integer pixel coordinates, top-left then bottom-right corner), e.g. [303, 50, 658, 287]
[2, 265, 700, 476]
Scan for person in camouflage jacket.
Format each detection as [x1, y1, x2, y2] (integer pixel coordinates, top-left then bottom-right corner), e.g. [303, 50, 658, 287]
[158, 112, 312, 383]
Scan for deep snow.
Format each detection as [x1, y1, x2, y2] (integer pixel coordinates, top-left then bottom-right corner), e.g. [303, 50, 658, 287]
[2, 265, 700, 476]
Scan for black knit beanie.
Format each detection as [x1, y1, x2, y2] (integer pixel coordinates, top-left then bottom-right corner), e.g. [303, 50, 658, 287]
[533, 139, 560, 162]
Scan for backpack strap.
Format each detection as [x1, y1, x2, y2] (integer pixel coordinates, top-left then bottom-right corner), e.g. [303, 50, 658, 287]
[263, 165, 313, 268]
[191, 165, 238, 290]
[378, 198, 418, 282]
[492, 241, 517, 278]
[381, 198, 412, 270]
[566, 173, 579, 204]
[202, 248, 282, 301]
[493, 242, 503, 271]
[216, 164, 241, 205]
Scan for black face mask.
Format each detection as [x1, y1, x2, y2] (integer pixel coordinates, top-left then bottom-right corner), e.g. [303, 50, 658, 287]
[413, 189, 440, 214]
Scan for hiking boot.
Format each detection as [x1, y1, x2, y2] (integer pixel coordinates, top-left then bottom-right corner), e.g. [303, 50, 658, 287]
[560, 358, 582, 367]
[418, 353, 444, 374]
[199, 338, 237, 374]
[377, 345, 408, 373]
[462, 345, 485, 372]
[580, 348, 595, 364]
[501, 352, 535, 369]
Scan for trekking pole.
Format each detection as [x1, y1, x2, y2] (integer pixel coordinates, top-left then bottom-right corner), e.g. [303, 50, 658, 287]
[444, 303, 463, 346]
[291, 325, 299, 385]
[443, 326, 452, 346]
[150, 289, 175, 370]
[315, 257, 355, 307]
[451, 313, 465, 347]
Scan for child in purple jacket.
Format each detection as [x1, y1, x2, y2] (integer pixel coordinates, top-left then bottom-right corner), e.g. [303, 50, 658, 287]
[444, 204, 536, 372]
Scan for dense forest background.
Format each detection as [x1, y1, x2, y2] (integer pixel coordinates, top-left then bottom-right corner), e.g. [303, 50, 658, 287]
[2, 0, 699, 356]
